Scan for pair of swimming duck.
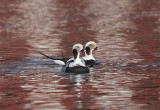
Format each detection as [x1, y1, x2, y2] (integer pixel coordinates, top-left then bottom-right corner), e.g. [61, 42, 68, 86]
[37, 41, 100, 74]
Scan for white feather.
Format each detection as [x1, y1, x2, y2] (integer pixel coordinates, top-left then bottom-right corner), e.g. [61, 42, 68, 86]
[83, 54, 95, 60]
[67, 57, 74, 62]
[69, 58, 85, 67]
[53, 60, 65, 65]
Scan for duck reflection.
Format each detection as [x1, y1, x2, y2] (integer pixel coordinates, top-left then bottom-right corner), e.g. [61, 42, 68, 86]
[60, 73, 97, 110]
[69, 73, 90, 85]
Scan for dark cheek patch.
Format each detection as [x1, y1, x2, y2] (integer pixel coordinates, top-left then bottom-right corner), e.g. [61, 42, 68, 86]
[85, 47, 90, 55]
[72, 49, 78, 59]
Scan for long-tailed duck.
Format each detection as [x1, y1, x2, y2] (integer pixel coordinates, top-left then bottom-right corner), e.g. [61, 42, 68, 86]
[82, 41, 100, 66]
[36, 41, 100, 66]
[62, 43, 89, 73]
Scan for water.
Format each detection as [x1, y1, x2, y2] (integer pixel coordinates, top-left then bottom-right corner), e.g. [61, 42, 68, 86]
[0, 0, 160, 110]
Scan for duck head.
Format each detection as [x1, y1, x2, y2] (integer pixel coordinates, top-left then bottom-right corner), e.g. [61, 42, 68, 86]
[84, 41, 98, 55]
[72, 43, 83, 59]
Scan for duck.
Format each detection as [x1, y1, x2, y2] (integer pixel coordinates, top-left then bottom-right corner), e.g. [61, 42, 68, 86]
[82, 41, 100, 66]
[36, 41, 100, 66]
[63, 43, 89, 73]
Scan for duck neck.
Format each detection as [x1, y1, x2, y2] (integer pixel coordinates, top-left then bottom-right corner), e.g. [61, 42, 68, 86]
[73, 49, 80, 60]
[74, 52, 80, 61]
[85, 50, 95, 60]
[85, 50, 93, 57]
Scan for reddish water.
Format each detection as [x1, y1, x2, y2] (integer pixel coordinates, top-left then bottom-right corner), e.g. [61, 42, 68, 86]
[0, 0, 160, 110]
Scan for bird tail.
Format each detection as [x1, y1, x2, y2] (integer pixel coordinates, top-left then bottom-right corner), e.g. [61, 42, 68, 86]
[35, 49, 65, 65]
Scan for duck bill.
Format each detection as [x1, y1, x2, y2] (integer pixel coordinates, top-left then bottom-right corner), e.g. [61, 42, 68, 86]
[94, 47, 98, 50]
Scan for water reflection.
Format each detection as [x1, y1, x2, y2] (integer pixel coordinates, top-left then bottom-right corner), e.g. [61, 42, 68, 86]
[19, 73, 94, 110]
[0, 0, 30, 65]
[56, 0, 97, 55]
[0, 74, 31, 110]
[0, 0, 160, 110]
[20, 74, 65, 110]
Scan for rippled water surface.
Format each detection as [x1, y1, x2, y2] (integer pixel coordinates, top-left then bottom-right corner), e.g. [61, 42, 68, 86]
[0, 0, 160, 110]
